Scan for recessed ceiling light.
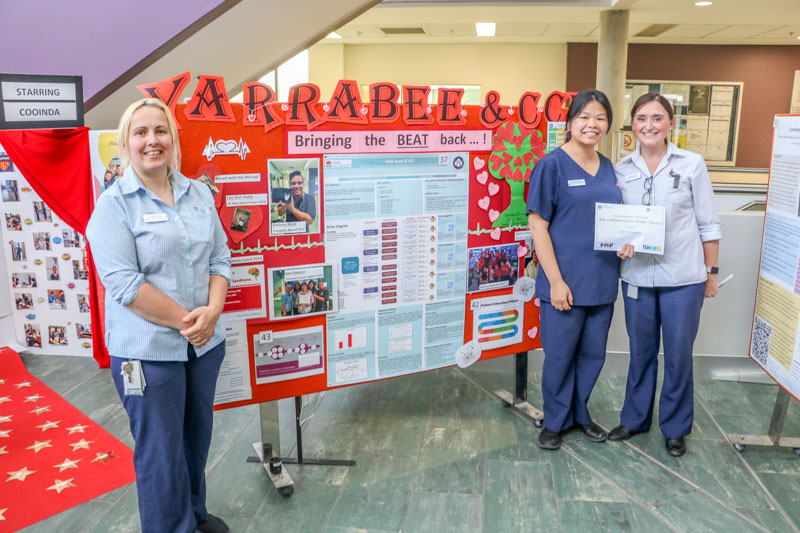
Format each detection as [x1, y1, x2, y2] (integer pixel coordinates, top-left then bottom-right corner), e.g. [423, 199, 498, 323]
[476, 22, 496, 37]
[694, 1, 713, 6]
[326, 32, 342, 39]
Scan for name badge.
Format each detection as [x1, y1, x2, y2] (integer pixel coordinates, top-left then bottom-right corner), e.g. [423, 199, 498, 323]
[625, 174, 642, 183]
[568, 179, 586, 187]
[142, 213, 168, 223]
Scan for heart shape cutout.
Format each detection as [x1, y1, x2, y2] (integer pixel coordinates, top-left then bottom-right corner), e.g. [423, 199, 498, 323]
[215, 140, 237, 153]
[219, 205, 265, 245]
[490, 227, 501, 240]
[476, 171, 489, 185]
[517, 244, 529, 258]
[527, 327, 538, 340]
[488, 209, 500, 223]
[477, 196, 491, 211]
[488, 182, 500, 196]
[473, 156, 485, 170]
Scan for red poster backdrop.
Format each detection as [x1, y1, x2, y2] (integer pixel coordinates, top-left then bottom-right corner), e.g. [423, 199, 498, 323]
[164, 81, 561, 408]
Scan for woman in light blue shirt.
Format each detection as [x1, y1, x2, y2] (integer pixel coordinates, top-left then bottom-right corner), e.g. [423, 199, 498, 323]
[86, 98, 232, 533]
[610, 93, 721, 458]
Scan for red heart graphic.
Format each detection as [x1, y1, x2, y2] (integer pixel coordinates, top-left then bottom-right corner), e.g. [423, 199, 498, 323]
[523, 152, 534, 165]
[220, 205, 265, 245]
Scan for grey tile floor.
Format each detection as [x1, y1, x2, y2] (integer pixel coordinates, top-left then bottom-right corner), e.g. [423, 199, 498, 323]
[19, 353, 800, 532]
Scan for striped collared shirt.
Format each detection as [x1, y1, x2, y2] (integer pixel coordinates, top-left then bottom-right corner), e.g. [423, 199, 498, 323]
[86, 166, 231, 361]
[614, 142, 721, 288]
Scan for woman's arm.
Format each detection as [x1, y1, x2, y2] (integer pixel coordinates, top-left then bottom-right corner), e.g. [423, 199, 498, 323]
[703, 240, 720, 298]
[528, 212, 573, 311]
[180, 274, 229, 347]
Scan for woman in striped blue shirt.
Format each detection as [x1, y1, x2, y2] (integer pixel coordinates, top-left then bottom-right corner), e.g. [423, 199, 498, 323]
[87, 98, 232, 533]
[609, 93, 721, 457]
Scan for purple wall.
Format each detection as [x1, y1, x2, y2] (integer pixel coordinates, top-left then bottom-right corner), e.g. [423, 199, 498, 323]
[0, 0, 225, 101]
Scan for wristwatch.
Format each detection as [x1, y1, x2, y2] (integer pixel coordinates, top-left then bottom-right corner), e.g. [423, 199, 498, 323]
[706, 266, 719, 275]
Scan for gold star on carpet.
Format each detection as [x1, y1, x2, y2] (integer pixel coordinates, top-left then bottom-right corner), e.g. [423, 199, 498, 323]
[46, 478, 75, 494]
[53, 458, 81, 472]
[0, 397, 10, 405]
[69, 439, 93, 451]
[23, 394, 43, 402]
[92, 451, 117, 464]
[29, 405, 50, 415]
[6, 466, 35, 482]
[0, 446, 7, 455]
[66, 423, 88, 434]
[27, 440, 53, 453]
[0, 429, 10, 438]
[36, 420, 59, 432]
[0, 415, 11, 423]
[0, 378, 5, 384]
[14, 381, 31, 389]
[0, 508, 5, 520]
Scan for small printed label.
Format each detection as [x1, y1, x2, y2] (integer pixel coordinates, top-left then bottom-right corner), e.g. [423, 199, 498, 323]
[568, 179, 586, 187]
[258, 331, 273, 344]
[142, 213, 168, 223]
[625, 174, 642, 182]
[626, 284, 639, 299]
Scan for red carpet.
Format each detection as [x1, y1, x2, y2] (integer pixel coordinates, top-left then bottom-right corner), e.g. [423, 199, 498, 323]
[0, 348, 135, 531]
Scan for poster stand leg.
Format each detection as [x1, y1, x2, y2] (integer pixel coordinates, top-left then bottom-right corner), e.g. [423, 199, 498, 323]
[727, 388, 800, 454]
[247, 397, 356, 497]
[493, 351, 544, 427]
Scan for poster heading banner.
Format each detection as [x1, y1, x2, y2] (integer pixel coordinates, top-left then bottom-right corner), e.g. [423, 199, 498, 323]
[287, 129, 492, 154]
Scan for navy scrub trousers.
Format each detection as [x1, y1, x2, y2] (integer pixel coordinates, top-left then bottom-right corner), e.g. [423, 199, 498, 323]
[110, 341, 225, 533]
[620, 281, 705, 438]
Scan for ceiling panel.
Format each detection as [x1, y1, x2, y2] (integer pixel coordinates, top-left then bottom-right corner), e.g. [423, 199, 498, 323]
[704, 25, 785, 39]
[425, 23, 475, 37]
[543, 22, 597, 36]
[497, 23, 549, 37]
[657, 24, 728, 38]
[749, 25, 799, 39]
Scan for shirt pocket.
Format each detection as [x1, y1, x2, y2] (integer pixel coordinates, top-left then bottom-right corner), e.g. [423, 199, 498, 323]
[187, 209, 213, 245]
[667, 177, 693, 210]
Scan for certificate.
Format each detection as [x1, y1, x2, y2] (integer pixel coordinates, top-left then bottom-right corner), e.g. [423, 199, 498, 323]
[594, 203, 665, 255]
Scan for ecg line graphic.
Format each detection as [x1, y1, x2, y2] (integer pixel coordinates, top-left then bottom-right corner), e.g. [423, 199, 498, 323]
[231, 236, 325, 255]
[468, 223, 527, 236]
[477, 309, 520, 342]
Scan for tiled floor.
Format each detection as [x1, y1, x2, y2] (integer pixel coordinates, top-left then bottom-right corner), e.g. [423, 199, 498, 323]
[20, 353, 800, 532]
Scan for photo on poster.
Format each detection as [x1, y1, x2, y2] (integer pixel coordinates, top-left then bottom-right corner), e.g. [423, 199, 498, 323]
[48, 325, 68, 345]
[33, 232, 51, 250]
[33, 200, 52, 222]
[5, 213, 21, 231]
[196, 173, 219, 195]
[689, 85, 710, 115]
[62, 228, 82, 248]
[467, 243, 521, 293]
[48, 289, 66, 310]
[72, 259, 88, 280]
[75, 323, 91, 339]
[230, 207, 251, 233]
[103, 157, 122, 191]
[46, 256, 60, 280]
[24, 323, 41, 348]
[12, 272, 36, 288]
[15, 293, 33, 310]
[253, 325, 325, 384]
[2, 180, 19, 202]
[268, 157, 320, 236]
[77, 293, 90, 313]
[10, 241, 26, 261]
[267, 263, 337, 320]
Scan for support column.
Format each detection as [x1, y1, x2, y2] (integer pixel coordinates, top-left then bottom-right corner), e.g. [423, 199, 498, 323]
[596, 9, 629, 160]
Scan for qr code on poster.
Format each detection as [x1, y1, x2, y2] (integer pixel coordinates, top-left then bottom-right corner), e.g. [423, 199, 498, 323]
[752, 315, 772, 366]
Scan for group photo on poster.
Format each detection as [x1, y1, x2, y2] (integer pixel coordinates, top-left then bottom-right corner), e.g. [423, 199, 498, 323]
[467, 243, 521, 292]
[268, 263, 337, 319]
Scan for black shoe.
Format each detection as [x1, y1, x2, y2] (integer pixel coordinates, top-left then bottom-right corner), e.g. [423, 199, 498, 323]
[608, 425, 645, 441]
[538, 428, 562, 450]
[665, 437, 686, 457]
[197, 514, 229, 533]
[579, 422, 608, 442]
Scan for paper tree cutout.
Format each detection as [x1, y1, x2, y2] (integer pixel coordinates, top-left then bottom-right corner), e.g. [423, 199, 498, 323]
[488, 121, 546, 227]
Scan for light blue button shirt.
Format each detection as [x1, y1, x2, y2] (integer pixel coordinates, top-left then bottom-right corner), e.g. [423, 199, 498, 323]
[86, 166, 232, 361]
[615, 142, 721, 287]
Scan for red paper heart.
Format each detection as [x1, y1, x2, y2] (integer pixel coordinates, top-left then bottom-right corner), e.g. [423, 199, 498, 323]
[220, 205, 265, 245]
[191, 164, 225, 208]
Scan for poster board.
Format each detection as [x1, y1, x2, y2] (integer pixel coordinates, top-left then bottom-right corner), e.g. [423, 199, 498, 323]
[749, 114, 800, 399]
[624, 80, 742, 166]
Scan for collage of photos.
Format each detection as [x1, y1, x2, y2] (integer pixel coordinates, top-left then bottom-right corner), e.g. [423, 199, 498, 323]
[468, 243, 521, 293]
[268, 263, 337, 320]
[102, 157, 123, 191]
[268, 158, 320, 236]
[0, 158, 93, 353]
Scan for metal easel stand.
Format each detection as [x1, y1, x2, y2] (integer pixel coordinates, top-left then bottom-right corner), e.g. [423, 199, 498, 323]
[492, 351, 544, 428]
[728, 388, 800, 455]
[247, 396, 356, 497]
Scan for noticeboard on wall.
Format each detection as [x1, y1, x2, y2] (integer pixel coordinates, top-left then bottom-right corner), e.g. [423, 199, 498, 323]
[622, 80, 742, 166]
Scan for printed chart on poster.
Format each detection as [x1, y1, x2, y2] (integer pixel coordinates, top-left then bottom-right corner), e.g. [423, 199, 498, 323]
[0, 144, 92, 355]
[750, 115, 800, 399]
[324, 152, 469, 386]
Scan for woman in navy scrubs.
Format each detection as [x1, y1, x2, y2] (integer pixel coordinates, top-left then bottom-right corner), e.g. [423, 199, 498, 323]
[609, 93, 720, 457]
[527, 90, 633, 450]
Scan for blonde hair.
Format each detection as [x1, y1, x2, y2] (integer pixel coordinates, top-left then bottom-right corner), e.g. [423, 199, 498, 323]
[116, 98, 181, 173]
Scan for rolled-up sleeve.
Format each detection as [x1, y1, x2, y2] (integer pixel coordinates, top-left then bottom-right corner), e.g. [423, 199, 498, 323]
[690, 157, 722, 242]
[86, 195, 145, 305]
[209, 211, 232, 282]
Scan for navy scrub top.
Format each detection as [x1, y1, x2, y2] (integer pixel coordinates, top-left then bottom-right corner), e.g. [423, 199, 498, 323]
[526, 146, 622, 306]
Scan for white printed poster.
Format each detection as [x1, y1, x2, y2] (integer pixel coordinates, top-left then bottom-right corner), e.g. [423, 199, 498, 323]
[471, 293, 524, 351]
